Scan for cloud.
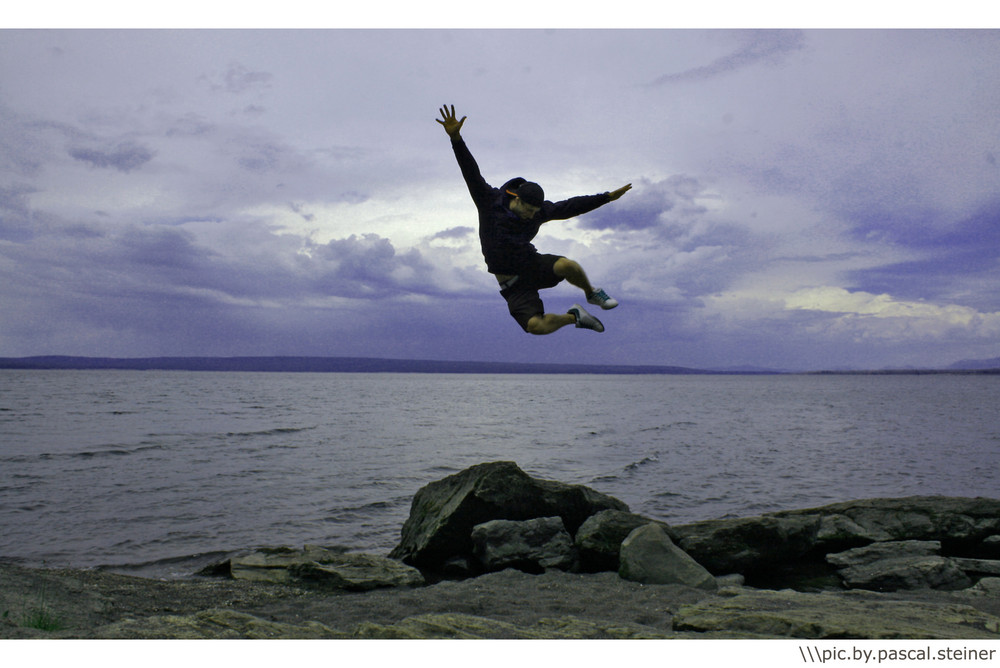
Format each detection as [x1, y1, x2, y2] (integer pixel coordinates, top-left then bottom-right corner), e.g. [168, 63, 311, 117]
[211, 62, 273, 94]
[0, 105, 48, 176]
[577, 176, 710, 235]
[779, 287, 1000, 344]
[845, 198, 1000, 310]
[68, 140, 155, 173]
[310, 233, 437, 299]
[649, 30, 805, 85]
[429, 226, 474, 241]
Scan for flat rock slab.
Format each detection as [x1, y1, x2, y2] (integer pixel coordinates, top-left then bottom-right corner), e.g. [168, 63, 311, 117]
[95, 609, 347, 639]
[672, 588, 1000, 639]
[230, 546, 424, 591]
[354, 612, 673, 639]
[838, 555, 972, 592]
[827, 540, 942, 568]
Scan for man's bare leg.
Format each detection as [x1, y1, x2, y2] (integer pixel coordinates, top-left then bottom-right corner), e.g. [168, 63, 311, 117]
[526, 313, 576, 335]
[553, 257, 595, 296]
[554, 256, 619, 310]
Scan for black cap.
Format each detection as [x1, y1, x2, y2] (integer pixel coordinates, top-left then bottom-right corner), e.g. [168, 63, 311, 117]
[512, 181, 544, 207]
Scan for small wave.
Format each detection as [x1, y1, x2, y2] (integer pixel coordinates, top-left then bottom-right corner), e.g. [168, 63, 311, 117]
[624, 453, 660, 472]
[29, 442, 169, 462]
[222, 426, 317, 439]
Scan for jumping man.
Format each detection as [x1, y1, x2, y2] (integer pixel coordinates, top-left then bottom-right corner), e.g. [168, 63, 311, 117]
[437, 104, 631, 335]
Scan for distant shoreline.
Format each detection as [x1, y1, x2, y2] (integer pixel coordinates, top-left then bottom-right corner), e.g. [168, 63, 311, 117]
[0, 355, 997, 375]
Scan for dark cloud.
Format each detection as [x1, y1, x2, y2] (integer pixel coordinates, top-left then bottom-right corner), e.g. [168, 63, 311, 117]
[69, 141, 155, 173]
[236, 142, 282, 172]
[216, 62, 273, 94]
[650, 30, 805, 85]
[578, 175, 708, 237]
[429, 226, 473, 240]
[847, 198, 1000, 311]
[312, 233, 435, 298]
[0, 183, 37, 241]
[165, 113, 215, 137]
[0, 105, 47, 176]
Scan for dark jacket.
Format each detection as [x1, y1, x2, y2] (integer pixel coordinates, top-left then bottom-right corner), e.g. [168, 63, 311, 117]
[450, 137, 611, 275]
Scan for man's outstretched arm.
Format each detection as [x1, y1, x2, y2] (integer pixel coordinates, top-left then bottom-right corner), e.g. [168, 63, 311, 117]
[437, 104, 492, 205]
[544, 183, 632, 221]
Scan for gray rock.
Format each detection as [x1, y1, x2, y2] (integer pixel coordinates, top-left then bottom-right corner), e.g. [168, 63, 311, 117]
[774, 496, 1000, 549]
[471, 516, 575, 573]
[619, 524, 717, 591]
[825, 540, 978, 591]
[95, 609, 347, 639]
[838, 555, 972, 592]
[826, 540, 942, 568]
[353, 612, 672, 639]
[667, 496, 1000, 577]
[671, 515, 821, 574]
[389, 461, 628, 569]
[815, 513, 892, 545]
[982, 535, 1000, 557]
[230, 546, 424, 591]
[967, 577, 1000, 596]
[575, 509, 674, 572]
[672, 588, 1000, 639]
[714, 573, 746, 588]
[952, 558, 1000, 578]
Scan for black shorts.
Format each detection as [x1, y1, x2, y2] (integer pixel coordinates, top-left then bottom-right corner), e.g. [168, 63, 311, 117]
[498, 253, 565, 332]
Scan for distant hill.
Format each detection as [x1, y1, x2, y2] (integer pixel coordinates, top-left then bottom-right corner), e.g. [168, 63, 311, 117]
[3, 355, 995, 375]
[0, 355, 723, 375]
[948, 357, 1000, 371]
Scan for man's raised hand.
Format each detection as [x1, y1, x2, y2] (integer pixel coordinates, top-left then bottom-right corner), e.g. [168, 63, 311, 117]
[608, 184, 632, 201]
[437, 104, 466, 139]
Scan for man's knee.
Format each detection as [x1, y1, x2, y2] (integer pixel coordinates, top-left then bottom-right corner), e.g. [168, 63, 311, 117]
[553, 257, 579, 277]
[526, 315, 549, 335]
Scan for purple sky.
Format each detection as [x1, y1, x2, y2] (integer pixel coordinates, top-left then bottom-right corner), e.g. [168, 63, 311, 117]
[1, 24, 998, 370]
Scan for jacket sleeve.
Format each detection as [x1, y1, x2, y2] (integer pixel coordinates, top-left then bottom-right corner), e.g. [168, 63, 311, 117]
[450, 138, 493, 207]
[541, 193, 612, 221]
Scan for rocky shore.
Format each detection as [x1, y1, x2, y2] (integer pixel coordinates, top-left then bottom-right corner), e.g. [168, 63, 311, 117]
[4, 461, 1000, 639]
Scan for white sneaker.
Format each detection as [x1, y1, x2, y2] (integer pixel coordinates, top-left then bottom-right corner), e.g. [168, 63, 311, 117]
[568, 304, 605, 332]
[587, 287, 618, 310]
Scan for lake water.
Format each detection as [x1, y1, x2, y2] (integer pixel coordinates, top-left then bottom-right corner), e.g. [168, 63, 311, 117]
[1, 370, 997, 577]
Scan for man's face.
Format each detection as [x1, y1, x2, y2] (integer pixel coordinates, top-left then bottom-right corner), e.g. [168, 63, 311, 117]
[510, 196, 541, 221]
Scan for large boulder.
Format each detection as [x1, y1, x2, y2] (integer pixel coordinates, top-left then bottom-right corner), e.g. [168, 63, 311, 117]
[471, 517, 575, 573]
[619, 524, 717, 591]
[230, 546, 424, 591]
[575, 509, 674, 572]
[389, 461, 628, 570]
[671, 515, 821, 574]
